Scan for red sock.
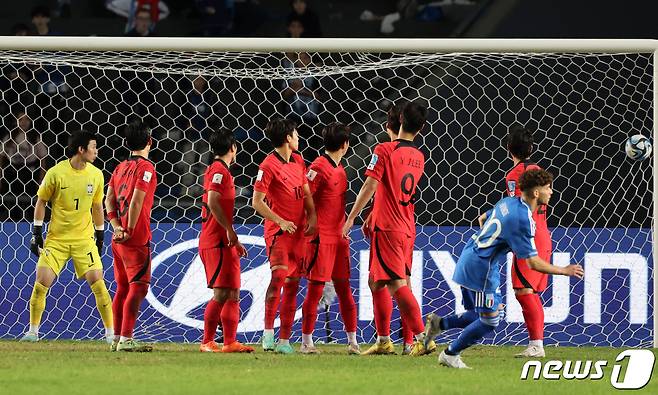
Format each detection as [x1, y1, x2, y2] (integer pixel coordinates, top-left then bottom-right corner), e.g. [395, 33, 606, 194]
[264, 269, 286, 330]
[279, 280, 299, 340]
[112, 279, 128, 337]
[302, 281, 324, 334]
[372, 285, 392, 336]
[516, 293, 545, 341]
[120, 282, 148, 338]
[202, 299, 221, 344]
[393, 286, 424, 336]
[402, 318, 413, 345]
[221, 299, 239, 345]
[333, 280, 357, 333]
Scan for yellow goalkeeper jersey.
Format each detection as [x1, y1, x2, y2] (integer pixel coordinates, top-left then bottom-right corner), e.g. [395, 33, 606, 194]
[37, 159, 104, 242]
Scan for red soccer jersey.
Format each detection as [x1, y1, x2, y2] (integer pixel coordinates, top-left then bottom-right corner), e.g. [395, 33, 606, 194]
[505, 161, 548, 230]
[253, 151, 307, 239]
[109, 155, 157, 246]
[364, 139, 424, 237]
[307, 154, 347, 242]
[199, 159, 235, 249]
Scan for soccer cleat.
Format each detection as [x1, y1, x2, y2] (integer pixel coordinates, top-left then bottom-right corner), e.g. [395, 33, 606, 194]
[347, 343, 361, 355]
[423, 313, 443, 350]
[274, 342, 295, 355]
[300, 344, 321, 354]
[110, 340, 118, 352]
[105, 335, 114, 345]
[200, 341, 222, 353]
[222, 341, 255, 353]
[19, 332, 39, 342]
[438, 350, 471, 369]
[361, 339, 396, 355]
[262, 332, 275, 352]
[515, 345, 545, 358]
[116, 339, 153, 352]
[409, 339, 436, 356]
[402, 343, 413, 355]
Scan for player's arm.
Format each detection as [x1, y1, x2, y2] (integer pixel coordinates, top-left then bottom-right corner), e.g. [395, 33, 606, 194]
[252, 190, 296, 233]
[117, 188, 145, 243]
[105, 185, 126, 242]
[525, 255, 584, 278]
[30, 197, 47, 256]
[206, 190, 243, 255]
[342, 176, 379, 238]
[302, 183, 317, 236]
[92, 201, 105, 255]
[477, 209, 493, 227]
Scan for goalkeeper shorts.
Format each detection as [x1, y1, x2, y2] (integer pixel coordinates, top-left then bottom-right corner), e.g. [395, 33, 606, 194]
[38, 237, 103, 279]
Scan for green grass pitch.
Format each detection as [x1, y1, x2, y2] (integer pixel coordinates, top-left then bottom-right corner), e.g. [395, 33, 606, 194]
[0, 341, 655, 395]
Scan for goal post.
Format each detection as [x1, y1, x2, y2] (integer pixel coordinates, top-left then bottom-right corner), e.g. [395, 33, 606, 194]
[0, 37, 655, 348]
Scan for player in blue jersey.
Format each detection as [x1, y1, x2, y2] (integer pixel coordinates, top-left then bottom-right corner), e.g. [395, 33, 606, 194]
[423, 169, 583, 369]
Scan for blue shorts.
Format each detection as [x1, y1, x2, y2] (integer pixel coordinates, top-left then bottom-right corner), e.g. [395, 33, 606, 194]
[461, 287, 502, 314]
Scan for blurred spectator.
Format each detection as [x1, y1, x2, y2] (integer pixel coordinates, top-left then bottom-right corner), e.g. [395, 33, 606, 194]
[11, 23, 30, 36]
[0, 111, 47, 198]
[286, 15, 305, 38]
[56, 0, 72, 18]
[125, 7, 157, 36]
[281, 52, 321, 126]
[288, 0, 322, 37]
[196, 0, 235, 36]
[31, 6, 59, 36]
[178, 76, 219, 140]
[106, 0, 169, 33]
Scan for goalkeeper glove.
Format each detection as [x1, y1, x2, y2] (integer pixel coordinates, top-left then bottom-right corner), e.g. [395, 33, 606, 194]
[30, 225, 44, 257]
[95, 229, 104, 256]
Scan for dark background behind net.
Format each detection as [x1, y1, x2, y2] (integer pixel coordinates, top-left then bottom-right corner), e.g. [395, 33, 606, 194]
[0, 52, 653, 228]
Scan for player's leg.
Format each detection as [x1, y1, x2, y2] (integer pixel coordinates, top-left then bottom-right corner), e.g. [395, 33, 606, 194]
[276, 236, 304, 354]
[75, 239, 113, 344]
[216, 248, 253, 353]
[512, 252, 549, 358]
[21, 239, 66, 341]
[116, 245, 152, 352]
[263, 235, 287, 351]
[331, 239, 359, 354]
[440, 291, 502, 369]
[300, 237, 329, 354]
[199, 247, 225, 352]
[383, 233, 429, 356]
[111, 243, 128, 351]
[401, 275, 414, 354]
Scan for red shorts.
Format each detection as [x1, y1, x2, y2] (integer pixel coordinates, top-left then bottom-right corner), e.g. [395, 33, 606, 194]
[266, 231, 306, 277]
[199, 246, 241, 289]
[369, 230, 413, 282]
[512, 230, 552, 292]
[112, 242, 151, 284]
[303, 236, 351, 282]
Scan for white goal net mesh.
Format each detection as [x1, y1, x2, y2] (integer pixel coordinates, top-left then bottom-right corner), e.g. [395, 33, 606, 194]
[0, 49, 653, 347]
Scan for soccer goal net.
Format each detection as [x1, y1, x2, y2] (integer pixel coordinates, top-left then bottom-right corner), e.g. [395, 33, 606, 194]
[0, 38, 654, 347]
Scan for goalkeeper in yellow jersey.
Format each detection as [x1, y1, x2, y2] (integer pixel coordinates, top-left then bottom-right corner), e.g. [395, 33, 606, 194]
[20, 130, 114, 344]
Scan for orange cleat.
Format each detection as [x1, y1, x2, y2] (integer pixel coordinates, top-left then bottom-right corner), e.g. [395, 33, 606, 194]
[222, 341, 255, 353]
[200, 341, 222, 352]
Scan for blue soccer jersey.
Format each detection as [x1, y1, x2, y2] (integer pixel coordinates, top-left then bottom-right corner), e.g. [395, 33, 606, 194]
[453, 197, 538, 294]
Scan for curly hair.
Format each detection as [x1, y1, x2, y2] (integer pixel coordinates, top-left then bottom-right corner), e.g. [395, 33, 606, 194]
[519, 169, 553, 192]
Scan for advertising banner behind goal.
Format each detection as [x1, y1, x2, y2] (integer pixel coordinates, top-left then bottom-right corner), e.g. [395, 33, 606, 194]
[0, 223, 652, 347]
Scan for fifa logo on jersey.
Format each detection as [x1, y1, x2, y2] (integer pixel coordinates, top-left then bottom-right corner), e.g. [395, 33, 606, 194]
[507, 180, 516, 196]
[86, 183, 93, 195]
[520, 349, 655, 389]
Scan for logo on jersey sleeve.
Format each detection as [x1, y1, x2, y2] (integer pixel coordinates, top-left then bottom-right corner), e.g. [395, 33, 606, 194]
[507, 180, 516, 196]
[256, 170, 264, 182]
[143, 171, 153, 182]
[367, 154, 379, 170]
[212, 173, 223, 184]
[87, 183, 93, 195]
[306, 169, 317, 181]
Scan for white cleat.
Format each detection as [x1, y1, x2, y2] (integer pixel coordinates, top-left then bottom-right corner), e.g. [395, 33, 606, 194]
[515, 345, 545, 358]
[438, 350, 472, 369]
[300, 344, 321, 354]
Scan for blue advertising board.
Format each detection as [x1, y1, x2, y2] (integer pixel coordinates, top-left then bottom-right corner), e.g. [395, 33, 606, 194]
[0, 222, 653, 346]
